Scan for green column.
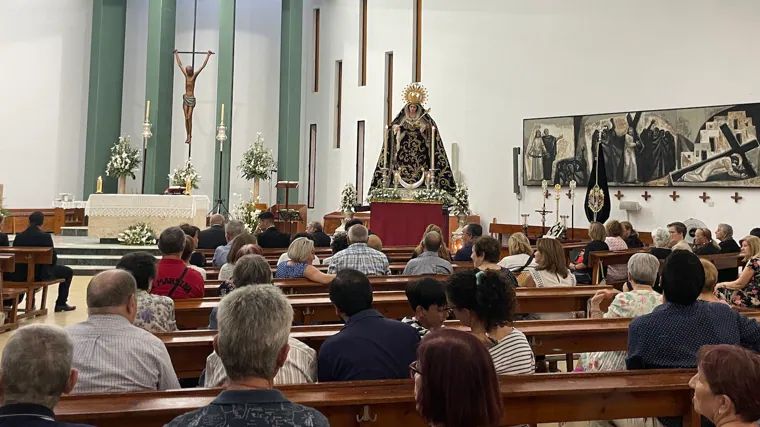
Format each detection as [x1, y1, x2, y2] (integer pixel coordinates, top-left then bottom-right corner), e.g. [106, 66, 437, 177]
[213, 0, 236, 210]
[83, 0, 127, 197]
[277, 0, 303, 203]
[143, 0, 177, 194]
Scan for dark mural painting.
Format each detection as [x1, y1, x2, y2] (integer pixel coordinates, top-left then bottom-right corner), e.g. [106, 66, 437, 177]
[523, 103, 760, 187]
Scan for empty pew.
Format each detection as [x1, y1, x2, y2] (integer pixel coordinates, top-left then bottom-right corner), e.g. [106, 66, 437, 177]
[0, 247, 63, 319]
[55, 370, 699, 427]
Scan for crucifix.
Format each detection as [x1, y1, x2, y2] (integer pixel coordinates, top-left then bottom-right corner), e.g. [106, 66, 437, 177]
[535, 205, 553, 236]
[641, 191, 651, 201]
[732, 192, 743, 203]
[669, 191, 680, 202]
[614, 190, 624, 200]
[699, 192, 711, 203]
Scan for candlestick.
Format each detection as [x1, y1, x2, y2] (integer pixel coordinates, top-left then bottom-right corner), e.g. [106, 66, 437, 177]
[96, 176, 103, 194]
[554, 184, 561, 200]
[383, 126, 389, 169]
[145, 100, 150, 120]
[185, 178, 192, 195]
[220, 104, 225, 124]
[430, 126, 436, 170]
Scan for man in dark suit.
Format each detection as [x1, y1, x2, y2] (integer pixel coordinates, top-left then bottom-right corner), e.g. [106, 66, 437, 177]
[0, 214, 8, 247]
[197, 214, 227, 250]
[307, 221, 331, 247]
[256, 212, 291, 249]
[12, 212, 75, 312]
[716, 223, 740, 283]
[453, 223, 482, 261]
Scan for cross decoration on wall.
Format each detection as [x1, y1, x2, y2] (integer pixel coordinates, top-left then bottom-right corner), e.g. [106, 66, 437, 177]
[614, 191, 624, 200]
[731, 192, 743, 203]
[699, 192, 710, 203]
[669, 191, 680, 202]
[641, 191, 651, 201]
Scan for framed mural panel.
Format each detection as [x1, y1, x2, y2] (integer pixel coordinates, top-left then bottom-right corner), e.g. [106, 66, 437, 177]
[523, 103, 760, 187]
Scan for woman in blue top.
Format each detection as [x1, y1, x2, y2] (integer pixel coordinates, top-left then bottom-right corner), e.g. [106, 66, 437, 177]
[276, 237, 335, 284]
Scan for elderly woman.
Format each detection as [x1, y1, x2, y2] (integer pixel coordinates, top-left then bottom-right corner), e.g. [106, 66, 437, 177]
[218, 234, 259, 281]
[116, 252, 177, 333]
[411, 224, 452, 261]
[690, 345, 760, 427]
[498, 232, 537, 273]
[569, 222, 609, 284]
[698, 259, 728, 305]
[211, 255, 273, 328]
[580, 253, 663, 371]
[277, 233, 321, 265]
[694, 228, 720, 255]
[472, 236, 519, 288]
[604, 220, 629, 282]
[445, 270, 535, 374]
[649, 227, 672, 260]
[275, 237, 335, 284]
[715, 235, 760, 308]
[413, 329, 503, 427]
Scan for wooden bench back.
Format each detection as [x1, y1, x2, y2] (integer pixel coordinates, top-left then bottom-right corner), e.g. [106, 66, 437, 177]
[0, 247, 54, 283]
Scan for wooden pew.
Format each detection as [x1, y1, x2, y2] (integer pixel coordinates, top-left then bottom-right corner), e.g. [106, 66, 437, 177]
[173, 286, 609, 329]
[0, 254, 22, 332]
[489, 220, 654, 246]
[55, 370, 699, 427]
[0, 247, 63, 319]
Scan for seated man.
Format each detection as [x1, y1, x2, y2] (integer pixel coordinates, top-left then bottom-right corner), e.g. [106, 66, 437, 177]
[11, 212, 75, 312]
[716, 223, 740, 282]
[667, 221, 686, 247]
[256, 211, 291, 249]
[318, 269, 419, 381]
[198, 214, 227, 250]
[0, 324, 93, 427]
[167, 286, 328, 426]
[153, 226, 204, 299]
[212, 219, 246, 267]
[402, 277, 448, 337]
[307, 220, 331, 248]
[326, 225, 390, 276]
[453, 223, 482, 261]
[66, 269, 180, 393]
[403, 231, 453, 275]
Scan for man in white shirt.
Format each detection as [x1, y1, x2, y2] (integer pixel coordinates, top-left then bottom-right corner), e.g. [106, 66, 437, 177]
[66, 269, 180, 393]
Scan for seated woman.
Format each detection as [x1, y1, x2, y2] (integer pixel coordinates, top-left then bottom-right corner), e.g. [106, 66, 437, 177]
[275, 237, 335, 284]
[218, 244, 263, 296]
[322, 232, 348, 265]
[411, 224, 452, 261]
[498, 232, 537, 273]
[472, 236, 518, 288]
[694, 228, 721, 255]
[690, 345, 760, 427]
[116, 252, 177, 333]
[621, 221, 644, 248]
[445, 269, 535, 374]
[277, 232, 321, 265]
[523, 238, 577, 319]
[604, 220, 629, 283]
[715, 235, 760, 308]
[698, 259, 729, 305]
[180, 223, 205, 268]
[649, 227, 672, 260]
[413, 329, 503, 427]
[182, 236, 207, 280]
[569, 222, 609, 284]
[211, 255, 273, 328]
[218, 234, 259, 281]
[580, 253, 663, 371]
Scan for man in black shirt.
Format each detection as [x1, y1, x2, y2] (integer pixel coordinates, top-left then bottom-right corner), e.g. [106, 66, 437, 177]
[256, 212, 291, 248]
[307, 221, 331, 247]
[716, 223, 740, 282]
[197, 214, 227, 250]
[453, 223, 482, 261]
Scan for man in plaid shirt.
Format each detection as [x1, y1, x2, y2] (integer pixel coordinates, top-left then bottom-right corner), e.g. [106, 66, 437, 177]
[327, 225, 391, 276]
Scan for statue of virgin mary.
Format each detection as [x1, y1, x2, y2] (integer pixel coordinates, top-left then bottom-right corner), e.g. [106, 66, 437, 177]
[370, 83, 456, 194]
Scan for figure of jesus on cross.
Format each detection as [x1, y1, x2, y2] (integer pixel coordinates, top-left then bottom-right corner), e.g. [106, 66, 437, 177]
[173, 49, 214, 145]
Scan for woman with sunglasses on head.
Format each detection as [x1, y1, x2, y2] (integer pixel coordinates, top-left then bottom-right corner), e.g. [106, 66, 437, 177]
[412, 328, 503, 427]
[445, 270, 535, 375]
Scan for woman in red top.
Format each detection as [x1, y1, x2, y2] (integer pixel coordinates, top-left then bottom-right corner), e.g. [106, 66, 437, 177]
[152, 226, 205, 299]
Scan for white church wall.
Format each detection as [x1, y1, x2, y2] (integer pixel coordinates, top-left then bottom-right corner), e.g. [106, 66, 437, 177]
[0, 0, 92, 208]
[122, 0, 149, 194]
[303, 0, 760, 236]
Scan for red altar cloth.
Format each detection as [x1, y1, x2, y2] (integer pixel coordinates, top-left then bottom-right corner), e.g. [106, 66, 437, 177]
[369, 202, 448, 246]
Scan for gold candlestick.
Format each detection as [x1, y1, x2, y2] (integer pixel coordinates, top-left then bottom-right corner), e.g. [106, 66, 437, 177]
[145, 100, 150, 120]
[96, 176, 103, 194]
[185, 178, 192, 195]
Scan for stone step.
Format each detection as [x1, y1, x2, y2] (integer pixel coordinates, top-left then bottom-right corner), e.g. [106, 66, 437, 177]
[69, 265, 115, 276]
[58, 254, 161, 267]
[61, 226, 89, 237]
[55, 246, 161, 257]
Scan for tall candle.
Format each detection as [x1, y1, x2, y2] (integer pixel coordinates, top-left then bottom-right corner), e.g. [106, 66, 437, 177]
[145, 100, 150, 120]
[220, 104, 225, 124]
[96, 176, 103, 194]
[185, 178, 192, 195]
[430, 126, 436, 170]
[383, 126, 389, 169]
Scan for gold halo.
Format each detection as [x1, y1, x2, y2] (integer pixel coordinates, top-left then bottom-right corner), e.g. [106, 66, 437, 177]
[402, 83, 428, 106]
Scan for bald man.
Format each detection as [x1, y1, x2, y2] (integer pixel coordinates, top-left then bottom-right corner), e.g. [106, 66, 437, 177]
[198, 214, 227, 250]
[65, 270, 180, 394]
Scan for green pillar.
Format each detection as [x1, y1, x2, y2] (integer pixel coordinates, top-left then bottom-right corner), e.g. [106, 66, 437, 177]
[277, 0, 303, 204]
[143, 0, 177, 194]
[83, 0, 127, 197]
[214, 0, 236, 210]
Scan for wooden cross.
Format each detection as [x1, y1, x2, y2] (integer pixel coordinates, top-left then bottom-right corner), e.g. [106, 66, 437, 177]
[669, 191, 680, 202]
[699, 192, 710, 203]
[544, 190, 550, 200]
[731, 192, 743, 203]
[641, 191, 651, 201]
[566, 190, 573, 200]
[614, 191, 624, 200]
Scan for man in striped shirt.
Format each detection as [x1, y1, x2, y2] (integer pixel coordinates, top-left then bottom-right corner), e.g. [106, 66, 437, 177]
[65, 269, 180, 393]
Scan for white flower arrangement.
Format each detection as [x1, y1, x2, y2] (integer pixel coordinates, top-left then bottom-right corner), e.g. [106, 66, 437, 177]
[168, 158, 201, 189]
[367, 187, 401, 203]
[413, 188, 454, 209]
[340, 183, 357, 213]
[238, 133, 276, 181]
[118, 223, 157, 246]
[105, 135, 141, 179]
[231, 192, 262, 234]
[449, 183, 472, 216]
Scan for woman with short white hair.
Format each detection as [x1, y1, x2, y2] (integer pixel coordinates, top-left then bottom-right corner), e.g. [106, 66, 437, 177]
[275, 237, 335, 284]
[649, 227, 672, 260]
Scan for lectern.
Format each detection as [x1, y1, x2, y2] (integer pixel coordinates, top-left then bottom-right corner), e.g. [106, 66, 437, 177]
[275, 181, 301, 236]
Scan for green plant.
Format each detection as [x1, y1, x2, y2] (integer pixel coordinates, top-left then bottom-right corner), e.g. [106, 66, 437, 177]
[231, 192, 262, 234]
[118, 223, 157, 246]
[340, 183, 358, 212]
[238, 133, 276, 181]
[168, 158, 201, 189]
[105, 135, 142, 179]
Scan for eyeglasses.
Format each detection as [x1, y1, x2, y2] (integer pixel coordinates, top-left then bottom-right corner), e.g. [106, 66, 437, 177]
[409, 361, 421, 379]
[436, 306, 453, 315]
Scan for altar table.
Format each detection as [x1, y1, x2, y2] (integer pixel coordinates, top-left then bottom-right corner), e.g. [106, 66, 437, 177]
[369, 201, 448, 246]
[86, 194, 210, 239]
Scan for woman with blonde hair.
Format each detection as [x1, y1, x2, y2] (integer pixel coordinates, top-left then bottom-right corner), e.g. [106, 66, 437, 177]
[275, 237, 335, 284]
[412, 224, 452, 262]
[698, 259, 728, 305]
[569, 222, 609, 284]
[498, 232, 537, 273]
[604, 220, 629, 283]
[715, 235, 760, 308]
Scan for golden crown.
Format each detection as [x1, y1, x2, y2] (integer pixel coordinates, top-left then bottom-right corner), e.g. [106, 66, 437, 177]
[402, 83, 428, 105]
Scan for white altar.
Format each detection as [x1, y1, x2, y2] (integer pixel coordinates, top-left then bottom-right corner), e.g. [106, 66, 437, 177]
[86, 194, 210, 239]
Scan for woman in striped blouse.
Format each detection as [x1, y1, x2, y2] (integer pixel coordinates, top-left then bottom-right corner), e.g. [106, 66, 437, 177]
[445, 270, 535, 375]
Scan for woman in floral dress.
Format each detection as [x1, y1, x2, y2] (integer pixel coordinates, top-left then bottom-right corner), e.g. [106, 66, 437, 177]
[715, 235, 760, 308]
[115, 252, 177, 333]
